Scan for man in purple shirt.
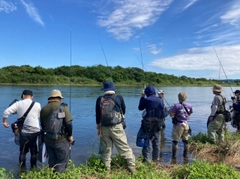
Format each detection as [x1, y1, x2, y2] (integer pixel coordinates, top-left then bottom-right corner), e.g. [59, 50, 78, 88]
[170, 92, 192, 160]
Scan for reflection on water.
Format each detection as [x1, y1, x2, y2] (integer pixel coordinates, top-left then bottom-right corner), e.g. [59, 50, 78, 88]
[0, 85, 236, 171]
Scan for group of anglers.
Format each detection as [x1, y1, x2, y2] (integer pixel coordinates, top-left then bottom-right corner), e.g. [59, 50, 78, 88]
[95, 82, 240, 173]
[95, 82, 193, 173]
[2, 89, 74, 173]
[2, 82, 240, 175]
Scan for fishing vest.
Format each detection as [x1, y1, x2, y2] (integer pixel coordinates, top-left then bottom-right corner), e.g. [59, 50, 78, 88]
[215, 94, 226, 113]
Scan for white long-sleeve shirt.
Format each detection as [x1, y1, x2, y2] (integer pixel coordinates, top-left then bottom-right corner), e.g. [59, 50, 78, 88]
[3, 99, 41, 133]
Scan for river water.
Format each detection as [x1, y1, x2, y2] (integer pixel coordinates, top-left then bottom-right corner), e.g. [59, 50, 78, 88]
[0, 85, 236, 171]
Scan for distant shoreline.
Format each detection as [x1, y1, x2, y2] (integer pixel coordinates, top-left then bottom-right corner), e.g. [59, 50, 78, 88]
[0, 83, 237, 87]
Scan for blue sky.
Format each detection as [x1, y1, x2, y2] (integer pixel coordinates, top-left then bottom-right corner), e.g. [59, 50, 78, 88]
[1, 0, 240, 79]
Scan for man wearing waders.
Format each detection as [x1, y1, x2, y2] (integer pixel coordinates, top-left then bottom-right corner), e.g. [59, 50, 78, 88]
[208, 84, 225, 144]
[95, 82, 135, 173]
[170, 92, 192, 161]
[138, 86, 166, 164]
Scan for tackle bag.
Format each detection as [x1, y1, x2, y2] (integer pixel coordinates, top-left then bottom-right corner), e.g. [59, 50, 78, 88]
[44, 103, 66, 140]
[136, 127, 149, 147]
[11, 102, 35, 145]
[141, 117, 162, 135]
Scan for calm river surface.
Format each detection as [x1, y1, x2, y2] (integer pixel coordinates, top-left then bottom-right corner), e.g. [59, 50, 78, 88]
[0, 85, 236, 171]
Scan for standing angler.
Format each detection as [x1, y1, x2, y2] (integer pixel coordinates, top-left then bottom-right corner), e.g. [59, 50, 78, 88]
[170, 92, 192, 160]
[232, 90, 240, 132]
[40, 89, 74, 173]
[138, 85, 166, 164]
[2, 90, 41, 171]
[207, 84, 225, 144]
[95, 82, 135, 173]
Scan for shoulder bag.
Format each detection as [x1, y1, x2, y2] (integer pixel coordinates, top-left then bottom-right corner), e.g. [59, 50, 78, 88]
[11, 101, 35, 136]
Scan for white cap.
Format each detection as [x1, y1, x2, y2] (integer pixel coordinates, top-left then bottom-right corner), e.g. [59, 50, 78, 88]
[158, 90, 164, 94]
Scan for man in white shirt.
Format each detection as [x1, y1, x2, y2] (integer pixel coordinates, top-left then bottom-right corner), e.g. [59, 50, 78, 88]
[2, 90, 41, 171]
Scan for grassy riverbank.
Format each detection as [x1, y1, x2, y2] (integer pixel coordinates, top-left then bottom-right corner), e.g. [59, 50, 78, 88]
[1, 129, 240, 179]
[2, 130, 240, 179]
[1, 154, 239, 179]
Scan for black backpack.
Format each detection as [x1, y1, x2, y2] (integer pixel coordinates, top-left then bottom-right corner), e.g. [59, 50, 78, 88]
[44, 103, 66, 140]
[100, 94, 122, 126]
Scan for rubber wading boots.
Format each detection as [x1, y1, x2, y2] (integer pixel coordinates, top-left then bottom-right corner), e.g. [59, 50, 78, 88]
[172, 141, 178, 159]
[183, 140, 189, 158]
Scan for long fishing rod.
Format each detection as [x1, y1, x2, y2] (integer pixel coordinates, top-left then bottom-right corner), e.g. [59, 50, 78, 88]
[98, 36, 113, 82]
[212, 45, 234, 94]
[69, 27, 74, 161]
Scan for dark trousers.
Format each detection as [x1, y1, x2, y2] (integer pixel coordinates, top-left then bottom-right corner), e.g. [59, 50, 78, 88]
[19, 132, 38, 168]
[45, 140, 69, 173]
[142, 131, 160, 162]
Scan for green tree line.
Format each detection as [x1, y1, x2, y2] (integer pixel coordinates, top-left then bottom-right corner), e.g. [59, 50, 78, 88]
[0, 65, 232, 86]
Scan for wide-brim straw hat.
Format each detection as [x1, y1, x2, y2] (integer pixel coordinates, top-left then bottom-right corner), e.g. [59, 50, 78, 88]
[212, 84, 222, 92]
[48, 89, 64, 100]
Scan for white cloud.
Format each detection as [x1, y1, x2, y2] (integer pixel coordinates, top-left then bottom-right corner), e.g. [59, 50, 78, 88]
[149, 45, 240, 78]
[182, 0, 198, 11]
[193, 2, 240, 47]
[147, 44, 162, 55]
[0, 0, 17, 13]
[97, 0, 173, 41]
[220, 3, 240, 26]
[20, 0, 45, 27]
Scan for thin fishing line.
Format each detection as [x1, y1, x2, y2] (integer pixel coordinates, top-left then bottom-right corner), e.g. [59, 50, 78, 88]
[138, 39, 146, 88]
[163, 97, 171, 108]
[98, 36, 113, 82]
[218, 45, 222, 82]
[69, 27, 72, 112]
[212, 45, 234, 94]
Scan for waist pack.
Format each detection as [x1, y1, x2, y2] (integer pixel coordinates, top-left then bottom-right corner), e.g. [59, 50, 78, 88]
[222, 110, 231, 122]
[141, 117, 162, 135]
[217, 110, 231, 122]
[172, 116, 180, 124]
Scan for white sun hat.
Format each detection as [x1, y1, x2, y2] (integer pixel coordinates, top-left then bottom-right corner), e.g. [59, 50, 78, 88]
[157, 90, 164, 94]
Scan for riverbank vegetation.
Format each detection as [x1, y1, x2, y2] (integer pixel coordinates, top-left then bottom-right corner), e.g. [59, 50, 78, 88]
[1, 130, 240, 179]
[1, 154, 239, 179]
[189, 129, 240, 169]
[0, 65, 237, 86]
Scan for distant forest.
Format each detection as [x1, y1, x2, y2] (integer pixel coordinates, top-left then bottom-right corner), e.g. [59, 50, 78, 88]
[0, 65, 238, 86]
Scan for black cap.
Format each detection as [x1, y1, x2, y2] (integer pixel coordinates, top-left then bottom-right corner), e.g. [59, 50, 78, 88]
[234, 90, 240, 94]
[21, 90, 33, 98]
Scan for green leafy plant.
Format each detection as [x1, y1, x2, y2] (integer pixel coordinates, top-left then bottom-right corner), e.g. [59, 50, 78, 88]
[171, 159, 240, 179]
